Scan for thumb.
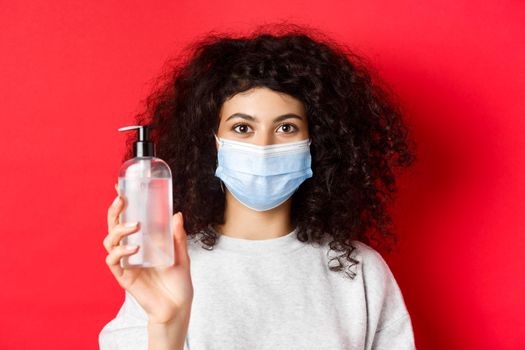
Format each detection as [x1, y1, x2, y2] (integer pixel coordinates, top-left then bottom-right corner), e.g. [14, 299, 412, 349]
[172, 212, 190, 267]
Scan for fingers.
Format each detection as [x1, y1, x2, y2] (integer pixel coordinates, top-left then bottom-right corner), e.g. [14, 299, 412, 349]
[172, 212, 190, 268]
[105, 244, 139, 278]
[107, 184, 124, 231]
[103, 222, 140, 253]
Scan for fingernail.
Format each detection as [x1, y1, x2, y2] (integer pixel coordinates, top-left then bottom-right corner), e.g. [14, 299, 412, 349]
[125, 245, 138, 250]
[124, 221, 138, 227]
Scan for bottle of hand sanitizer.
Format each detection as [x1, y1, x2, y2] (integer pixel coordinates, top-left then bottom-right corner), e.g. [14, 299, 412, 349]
[117, 125, 174, 268]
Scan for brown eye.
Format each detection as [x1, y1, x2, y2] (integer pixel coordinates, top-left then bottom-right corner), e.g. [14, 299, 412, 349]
[277, 123, 298, 133]
[232, 124, 252, 134]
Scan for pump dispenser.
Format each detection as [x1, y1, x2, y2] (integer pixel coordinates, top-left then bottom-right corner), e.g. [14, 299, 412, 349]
[117, 125, 174, 268]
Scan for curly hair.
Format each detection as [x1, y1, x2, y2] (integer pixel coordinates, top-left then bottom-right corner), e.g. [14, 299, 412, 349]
[123, 23, 417, 280]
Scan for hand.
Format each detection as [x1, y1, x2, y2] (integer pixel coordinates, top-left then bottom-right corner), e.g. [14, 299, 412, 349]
[103, 184, 194, 324]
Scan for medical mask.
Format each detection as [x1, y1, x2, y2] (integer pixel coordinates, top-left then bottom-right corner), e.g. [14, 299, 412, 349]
[214, 135, 313, 211]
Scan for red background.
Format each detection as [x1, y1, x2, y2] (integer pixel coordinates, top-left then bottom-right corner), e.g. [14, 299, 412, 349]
[1, 1, 524, 349]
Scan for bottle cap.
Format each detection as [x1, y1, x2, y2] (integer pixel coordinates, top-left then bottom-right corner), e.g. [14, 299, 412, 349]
[118, 125, 156, 157]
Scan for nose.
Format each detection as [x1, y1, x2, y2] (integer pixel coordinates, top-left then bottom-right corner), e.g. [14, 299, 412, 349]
[251, 125, 276, 146]
[253, 133, 273, 146]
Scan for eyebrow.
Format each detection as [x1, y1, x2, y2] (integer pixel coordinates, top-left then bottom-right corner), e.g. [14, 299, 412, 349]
[225, 113, 304, 123]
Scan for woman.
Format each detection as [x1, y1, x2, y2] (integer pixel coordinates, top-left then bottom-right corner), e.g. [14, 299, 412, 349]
[100, 24, 417, 350]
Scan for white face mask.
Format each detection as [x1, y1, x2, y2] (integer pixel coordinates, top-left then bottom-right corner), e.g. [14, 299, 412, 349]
[214, 135, 313, 211]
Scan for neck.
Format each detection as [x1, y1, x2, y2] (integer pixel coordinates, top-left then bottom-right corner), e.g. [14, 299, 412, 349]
[215, 189, 294, 240]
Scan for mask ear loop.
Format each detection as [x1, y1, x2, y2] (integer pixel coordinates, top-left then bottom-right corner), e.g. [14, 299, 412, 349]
[213, 134, 222, 147]
[214, 157, 225, 194]
[214, 134, 225, 194]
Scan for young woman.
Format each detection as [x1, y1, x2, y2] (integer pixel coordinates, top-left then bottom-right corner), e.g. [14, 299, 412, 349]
[100, 24, 417, 350]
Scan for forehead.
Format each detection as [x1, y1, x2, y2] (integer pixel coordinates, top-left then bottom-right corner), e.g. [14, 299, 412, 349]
[219, 87, 306, 120]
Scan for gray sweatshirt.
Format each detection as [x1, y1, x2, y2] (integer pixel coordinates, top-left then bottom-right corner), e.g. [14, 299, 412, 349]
[99, 227, 416, 349]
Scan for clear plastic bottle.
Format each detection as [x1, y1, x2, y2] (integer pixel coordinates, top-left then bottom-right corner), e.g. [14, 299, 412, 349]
[117, 125, 174, 268]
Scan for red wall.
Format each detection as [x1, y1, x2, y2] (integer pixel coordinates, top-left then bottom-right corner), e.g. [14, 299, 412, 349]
[1, 1, 523, 349]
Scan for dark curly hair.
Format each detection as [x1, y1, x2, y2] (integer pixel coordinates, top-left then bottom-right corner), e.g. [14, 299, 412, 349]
[123, 23, 417, 279]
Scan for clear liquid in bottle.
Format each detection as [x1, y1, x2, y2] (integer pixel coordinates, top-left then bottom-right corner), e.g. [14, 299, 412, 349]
[118, 159, 174, 268]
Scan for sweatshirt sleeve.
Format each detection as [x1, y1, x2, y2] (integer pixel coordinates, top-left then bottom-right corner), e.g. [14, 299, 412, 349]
[99, 291, 191, 350]
[98, 291, 149, 350]
[372, 313, 415, 350]
[356, 241, 416, 350]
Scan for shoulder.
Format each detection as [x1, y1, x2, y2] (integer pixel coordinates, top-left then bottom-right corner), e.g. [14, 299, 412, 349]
[322, 239, 393, 281]
[350, 240, 394, 279]
[349, 240, 403, 297]
[350, 241, 413, 335]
